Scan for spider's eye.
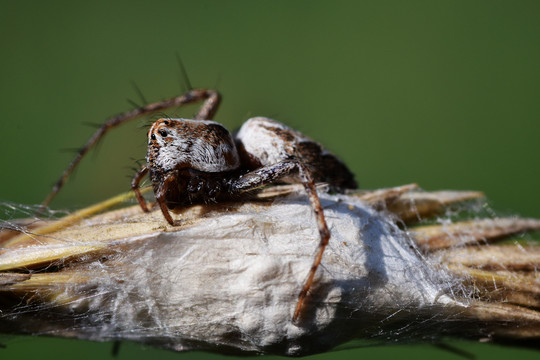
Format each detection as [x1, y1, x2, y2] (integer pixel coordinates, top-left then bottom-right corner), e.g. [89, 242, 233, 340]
[164, 120, 170, 126]
[151, 134, 156, 141]
[158, 129, 168, 137]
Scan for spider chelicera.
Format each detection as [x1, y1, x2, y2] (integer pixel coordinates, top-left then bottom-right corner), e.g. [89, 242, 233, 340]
[41, 88, 357, 322]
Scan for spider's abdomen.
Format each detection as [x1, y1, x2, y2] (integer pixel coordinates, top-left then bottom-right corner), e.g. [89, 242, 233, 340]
[235, 117, 357, 190]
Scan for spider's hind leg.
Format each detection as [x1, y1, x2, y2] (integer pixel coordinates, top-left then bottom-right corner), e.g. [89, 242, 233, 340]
[231, 160, 330, 323]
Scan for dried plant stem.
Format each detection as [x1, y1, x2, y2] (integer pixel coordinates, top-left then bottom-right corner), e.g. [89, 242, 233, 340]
[0, 185, 539, 356]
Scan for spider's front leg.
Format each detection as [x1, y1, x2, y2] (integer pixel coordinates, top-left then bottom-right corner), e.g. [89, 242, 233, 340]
[132, 169, 178, 225]
[131, 165, 174, 225]
[231, 160, 330, 323]
[131, 165, 149, 212]
[154, 172, 178, 226]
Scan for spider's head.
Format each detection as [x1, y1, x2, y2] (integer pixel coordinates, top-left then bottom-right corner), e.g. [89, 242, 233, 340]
[147, 118, 240, 173]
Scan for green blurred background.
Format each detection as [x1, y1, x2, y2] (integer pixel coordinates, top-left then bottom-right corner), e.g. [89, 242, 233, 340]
[1, 1, 539, 359]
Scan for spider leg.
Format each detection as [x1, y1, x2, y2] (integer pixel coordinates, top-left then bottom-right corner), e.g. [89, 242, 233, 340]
[194, 90, 221, 120]
[231, 160, 330, 323]
[41, 89, 220, 210]
[155, 172, 177, 226]
[131, 165, 149, 212]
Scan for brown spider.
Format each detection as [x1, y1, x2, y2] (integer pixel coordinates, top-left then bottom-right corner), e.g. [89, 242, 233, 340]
[41, 88, 357, 322]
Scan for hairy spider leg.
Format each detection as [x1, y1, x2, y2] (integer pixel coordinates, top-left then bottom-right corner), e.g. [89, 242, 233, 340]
[41, 89, 220, 210]
[154, 171, 178, 225]
[230, 160, 330, 323]
[131, 165, 149, 212]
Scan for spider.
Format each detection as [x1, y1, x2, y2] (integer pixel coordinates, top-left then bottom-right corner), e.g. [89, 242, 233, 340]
[41, 88, 357, 322]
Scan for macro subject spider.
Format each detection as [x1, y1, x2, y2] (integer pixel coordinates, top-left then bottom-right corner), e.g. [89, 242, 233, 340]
[41, 88, 357, 321]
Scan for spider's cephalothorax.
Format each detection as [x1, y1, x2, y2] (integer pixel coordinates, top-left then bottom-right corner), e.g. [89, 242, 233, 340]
[43, 88, 357, 323]
[145, 118, 242, 210]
